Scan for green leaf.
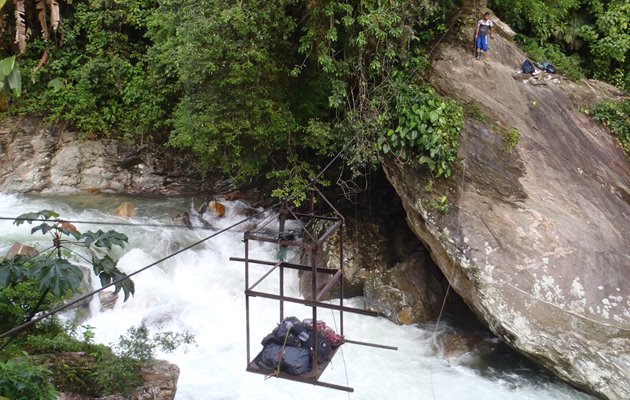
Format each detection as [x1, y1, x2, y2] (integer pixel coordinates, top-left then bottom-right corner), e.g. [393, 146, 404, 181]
[14, 210, 59, 225]
[82, 230, 128, 250]
[0, 257, 28, 287]
[7, 67, 21, 97]
[113, 273, 135, 301]
[28, 258, 83, 297]
[0, 55, 15, 77]
[382, 143, 391, 153]
[47, 78, 65, 91]
[31, 222, 56, 236]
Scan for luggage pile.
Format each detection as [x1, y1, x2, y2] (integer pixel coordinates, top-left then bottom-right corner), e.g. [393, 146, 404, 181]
[255, 317, 344, 375]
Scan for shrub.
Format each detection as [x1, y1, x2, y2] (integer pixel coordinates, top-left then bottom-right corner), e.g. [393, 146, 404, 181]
[591, 99, 630, 157]
[379, 83, 464, 178]
[515, 35, 585, 81]
[0, 358, 57, 400]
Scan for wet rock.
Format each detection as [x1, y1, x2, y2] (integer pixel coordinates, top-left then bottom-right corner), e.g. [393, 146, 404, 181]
[99, 291, 119, 312]
[207, 201, 225, 217]
[57, 359, 179, 400]
[6, 242, 38, 259]
[299, 218, 449, 324]
[170, 212, 192, 229]
[435, 332, 499, 361]
[364, 252, 446, 324]
[114, 202, 136, 218]
[133, 360, 180, 400]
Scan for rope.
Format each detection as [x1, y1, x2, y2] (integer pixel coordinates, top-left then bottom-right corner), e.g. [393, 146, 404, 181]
[265, 326, 292, 379]
[0, 204, 275, 341]
[428, 99, 471, 400]
[329, 308, 351, 400]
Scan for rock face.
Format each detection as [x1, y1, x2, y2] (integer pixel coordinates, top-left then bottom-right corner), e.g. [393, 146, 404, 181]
[134, 360, 180, 400]
[299, 218, 448, 324]
[0, 117, 218, 194]
[384, 10, 629, 400]
[58, 359, 179, 400]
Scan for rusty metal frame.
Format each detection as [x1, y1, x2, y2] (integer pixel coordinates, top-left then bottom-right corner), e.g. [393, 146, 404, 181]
[230, 187, 396, 392]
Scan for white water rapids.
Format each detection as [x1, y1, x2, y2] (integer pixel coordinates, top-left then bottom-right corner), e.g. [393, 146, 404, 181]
[0, 193, 595, 400]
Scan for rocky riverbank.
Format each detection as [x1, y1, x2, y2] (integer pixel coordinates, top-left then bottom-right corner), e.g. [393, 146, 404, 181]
[0, 117, 220, 195]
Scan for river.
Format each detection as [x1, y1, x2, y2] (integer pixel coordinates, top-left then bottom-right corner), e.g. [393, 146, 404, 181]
[0, 193, 595, 400]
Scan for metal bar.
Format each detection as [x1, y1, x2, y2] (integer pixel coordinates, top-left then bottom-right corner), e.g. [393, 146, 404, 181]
[248, 212, 278, 234]
[292, 212, 340, 221]
[309, 189, 315, 215]
[314, 186, 344, 221]
[230, 257, 338, 274]
[246, 290, 380, 317]
[279, 266, 284, 321]
[317, 220, 342, 246]
[339, 225, 344, 336]
[245, 239, 251, 364]
[285, 207, 318, 243]
[312, 303, 318, 372]
[245, 367, 354, 392]
[315, 269, 343, 302]
[344, 339, 398, 351]
[249, 263, 280, 291]
[311, 243, 318, 372]
[278, 211, 286, 322]
[243, 234, 309, 248]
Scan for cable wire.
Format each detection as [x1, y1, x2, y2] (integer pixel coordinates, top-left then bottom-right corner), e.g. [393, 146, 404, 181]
[0, 205, 275, 341]
[0, 138, 355, 342]
[0, 216, 216, 230]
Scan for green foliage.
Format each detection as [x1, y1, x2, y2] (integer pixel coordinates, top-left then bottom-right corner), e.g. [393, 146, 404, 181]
[148, 0, 298, 181]
[0, 56, 21, 98]
[16, 0, 169, 139]
[6, 210, 135, 301]
[6, 0, 459, 194]
[506, 127, 521, 151]
[514, 35, 585, 81]
[0, 281, 60, 335]
[0, 357, 57, 400]
[380, 84, 463, 178]
[465, 100, 487, 123]
[267, 157, 331, 206]
[15, 325, 143, 397]
[8, 321, 192, 397]
[493, 0, 630, 90]
[590, 99, 630, 156]
[114, 324, 195, 362]
[430, 195, 449, 214]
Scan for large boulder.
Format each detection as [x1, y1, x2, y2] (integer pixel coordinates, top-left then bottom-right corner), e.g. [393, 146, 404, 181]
[57, 358, 179, 400]
[383, 10, 629, 400]
[5, 242, 38, 259]
[299, 217, 448, 324]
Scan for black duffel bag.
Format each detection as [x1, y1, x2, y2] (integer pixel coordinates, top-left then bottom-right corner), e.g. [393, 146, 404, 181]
[258, 343, 312, 375]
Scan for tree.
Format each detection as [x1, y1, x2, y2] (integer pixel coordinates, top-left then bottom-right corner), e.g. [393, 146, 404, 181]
[492, 0, 630, 90]
[0, 0, 61, 55]
[0, 210, 134, 348]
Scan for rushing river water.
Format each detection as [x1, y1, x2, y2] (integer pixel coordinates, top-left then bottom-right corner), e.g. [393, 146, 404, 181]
[0, 193, 595, 400]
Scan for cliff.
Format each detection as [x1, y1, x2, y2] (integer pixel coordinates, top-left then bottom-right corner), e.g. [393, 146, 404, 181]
[383, 8, 629, 400]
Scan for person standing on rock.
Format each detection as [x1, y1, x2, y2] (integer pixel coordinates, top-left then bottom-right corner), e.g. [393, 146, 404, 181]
[474, 12, 494, 60]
